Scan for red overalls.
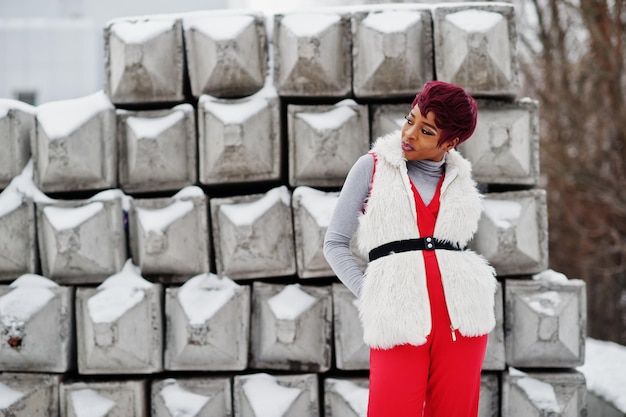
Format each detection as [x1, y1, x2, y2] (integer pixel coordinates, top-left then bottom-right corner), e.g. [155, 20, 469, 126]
[367, 174, 488, 417]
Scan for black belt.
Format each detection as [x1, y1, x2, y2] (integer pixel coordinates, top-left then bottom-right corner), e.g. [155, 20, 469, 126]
[368, 237, 464, 262]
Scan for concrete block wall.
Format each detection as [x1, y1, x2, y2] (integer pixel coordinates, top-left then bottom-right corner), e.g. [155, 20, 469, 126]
[0, 2, 588, 416]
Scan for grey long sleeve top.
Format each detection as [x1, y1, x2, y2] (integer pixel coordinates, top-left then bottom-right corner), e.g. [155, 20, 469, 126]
[323, 153, 446, 297]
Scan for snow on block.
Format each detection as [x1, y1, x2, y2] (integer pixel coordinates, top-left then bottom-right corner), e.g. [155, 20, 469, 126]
[183, 11, 267, 98]
[211, 186, 296, 279]
[117, 104, 197, 193]
[502, 368, 586, 417]
[0, 373, 61, 416]
[505, 273, 587, 368]
[459, 99, 539, 186]
[234, 373, 319, 417]
[164, 273, 250, 371]
[75, 260, 163, 374]
[352, 5, 432, 98]
[104, 16, 184, 104]
[332, 284, 368, 370]
[0, 185, 37, 281]
[288, 100, 369, 187]
[0, 274, 74, 372]
[250, 282, 332, 372]
[473, 189, 548, 276]
[370, 103, 409, 141]
[198, 88, 280, 185]
[432, 3, 520, 98]
[36, 189, 127, 284]
[483, 282, 505, 371]
[129, 186, 209, 281]
[324, 377, 369, 417]
[59, 380, 147, 417]
[0, 99, 35, 189]
[273, 10, 352, 97]
[152, 377, 233, 417]
[32, 91, 116, 193]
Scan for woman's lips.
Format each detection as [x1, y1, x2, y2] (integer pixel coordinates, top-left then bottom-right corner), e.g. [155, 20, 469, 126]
[402, 141, 414, 151]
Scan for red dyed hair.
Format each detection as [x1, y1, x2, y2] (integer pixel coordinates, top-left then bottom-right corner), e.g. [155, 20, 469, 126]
[411, 81, 478, 147]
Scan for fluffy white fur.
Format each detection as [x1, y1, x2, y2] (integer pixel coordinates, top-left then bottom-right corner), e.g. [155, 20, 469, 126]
[356, 131, 497, 349]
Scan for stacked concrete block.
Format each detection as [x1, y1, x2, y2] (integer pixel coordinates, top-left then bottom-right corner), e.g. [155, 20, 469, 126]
[36, 189, 127, 284]
[370, 103, 409, 140]
[479, 374, 500, 417]
[105, 16, 184, 104]
[211, 186, 295, 279]
[324, 378, 369, 417]
[0, 274, 74, 372]
[0, 99, 35, 189]
[198, 88, 280, 185]
[483, 283, 506, 370]
[32, 91, 116, 193]
[183, 11, 268, 98]
[503, 368, 587, 417]
[288, 100, 369, 187]
[129, 186, 209, 281]
[473, 189, 549, 276]
[59, 380, 147, 417]
[250, 282, 332, 372]
[352, 6, 432, 98]
[0, 373, 61, 416]
[459, 99, 539, 186]
[432, 3, 520, 97]
[164, 273, 249, 371]
[117, 104, 196, 193]
[75, 261, 163, 374]
[332, 284, 369, 370]
[234, 373, 319, 417]
[152, 377, 232, 417]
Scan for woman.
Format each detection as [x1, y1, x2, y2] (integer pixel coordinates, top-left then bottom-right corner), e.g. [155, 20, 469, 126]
[323, 81, 497, 417]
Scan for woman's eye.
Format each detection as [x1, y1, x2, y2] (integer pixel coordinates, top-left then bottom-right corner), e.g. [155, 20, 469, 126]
[422, 128, 434, 135]
[404, 115, 413, 125]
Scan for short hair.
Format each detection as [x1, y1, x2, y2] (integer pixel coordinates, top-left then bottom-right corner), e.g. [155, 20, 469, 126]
[411, 81, 478, 147]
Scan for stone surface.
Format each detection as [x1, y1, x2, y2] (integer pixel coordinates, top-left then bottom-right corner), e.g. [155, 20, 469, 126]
[332, 284, 369, 370]
[129, 186, 209, 281]
[483, 282, 506, 371]
[459, 99, 539, 186]
[183, 11, 267, 98]
[324, 377, 369, 417]
[234, 373, 319, 417]
[273, 11, 351, 97]
[473, 189, 549, 276]
[0, 99, 35, 189]
[198, 88, 280, 185]
[59, 380, 147, 417]
[250, 282, 332, 372]
[117, 104, 196, 193]
[0, 373, 61, 416]
[211, 186, 296, 279]
[32, 91, 116, 193]
[164, 274, 249, 371]
[352, 6, 432, 98]
[370, 103, 409, 140]
[432, 3, 520, 97]
[0, 186, 37, 281]
[479, 373, 500, 417]
[105, 16, 184, 104]
[152, 377, 232, 417]
[288, 100, 369, 187]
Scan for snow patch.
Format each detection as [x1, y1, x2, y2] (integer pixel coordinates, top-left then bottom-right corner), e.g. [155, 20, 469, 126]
[268, 284, 316, 320]
[297, 105, 356, 132]
[160, 380, 210, 417]
[70, 389, 116, 417]
[281, 13, 340, 37]
[201, 95, 269, 124]
[533, 269, 569, 284]
[187, 14, 254, 40]
[293, 186, 337, 227]
[136, 200, 194, 233]
[578, 338, 626, 413]
[0, 186, 24, 218]
[446, 9, 504, 32]
[220, 186, 290, 226]
[242, 374, 302, 417]
[111, 19, 175, 43]
[0, 382, 24, 409]
[0, 285, 56, 325]
[178, 274, 239, 325]
[510, 368, 560, 413]
[482, 199, 521, 229]
[362, 11, 421, 34]
[525, 291, 561, 316]
[329, 379, 368, 416]
[126, 111, 184, 138]
[43, 202, 104, 231]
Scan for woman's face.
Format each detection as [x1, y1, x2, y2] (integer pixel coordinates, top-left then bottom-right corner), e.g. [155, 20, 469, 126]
[401, 107, 458, 162]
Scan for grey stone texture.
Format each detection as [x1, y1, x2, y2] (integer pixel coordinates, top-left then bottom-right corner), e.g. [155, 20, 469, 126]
[273, 11, 352, 97]
[164, 274, 250, 371]
[288, 100, 370, 187]
[459, 98, 540, 186]
[32, 91, 116, 193]
[0, 99, 34, 189]
[0, 275, 74, 372]
[59, 380, 147, 417]
[505, 277, 587, 368]
[211, 186, 296, 279]
[479, 373, 500, 417]
[234, 373, 319, 417]
[473, 189, 549, 276]
[324, 377, 369, 417]
[250, 282, 332, 372]
[117, 104, 196, 193]
[129, 186, 210, 281]
[332, 284, 369, 370]
[483, 282, 506, 371]
[198, 89, 280, 185]
[36, 190, 127, 284]
[0, 373, 61, 416]
[371, 103, 410, 140]
[152, 377, 233, 417]
[432, 3, 520, 97]
[183, 11, 268, 98]
[352, 6, 432, 98]
[0, 186, 37, 281]
[104, 16, 184, 104]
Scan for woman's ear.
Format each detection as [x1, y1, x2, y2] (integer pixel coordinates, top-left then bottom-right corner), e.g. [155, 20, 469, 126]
[446, 137, 460, 151]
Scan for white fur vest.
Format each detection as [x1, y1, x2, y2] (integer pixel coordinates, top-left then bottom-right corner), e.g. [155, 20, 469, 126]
[355, 131, 497, 349]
